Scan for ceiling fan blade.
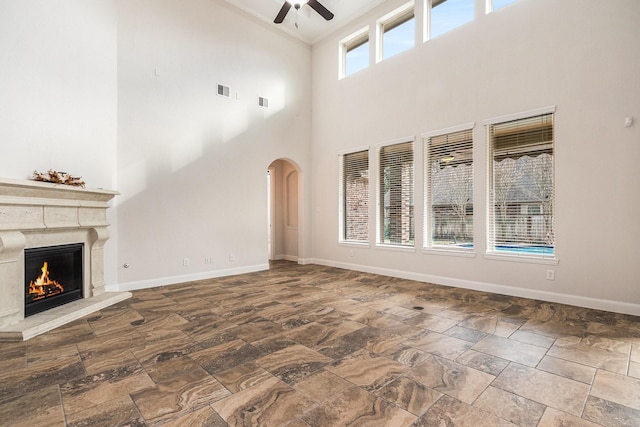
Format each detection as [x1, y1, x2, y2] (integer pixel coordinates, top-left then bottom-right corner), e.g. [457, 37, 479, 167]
[307, 0, 334, 21]
[274, 2, 292, 24]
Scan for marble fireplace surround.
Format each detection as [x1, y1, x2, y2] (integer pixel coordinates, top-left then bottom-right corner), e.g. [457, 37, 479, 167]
[0, 177, 131, 340]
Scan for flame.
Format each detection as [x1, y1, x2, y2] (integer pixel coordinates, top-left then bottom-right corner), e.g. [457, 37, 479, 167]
[27, 261, 64, 301]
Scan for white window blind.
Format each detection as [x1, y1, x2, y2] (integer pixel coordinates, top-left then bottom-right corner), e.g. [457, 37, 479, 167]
[379, 141, 414, 246]
[424, 127, 473, 249]
[488, 112, 555, 257]
[340, 150, 369, 242]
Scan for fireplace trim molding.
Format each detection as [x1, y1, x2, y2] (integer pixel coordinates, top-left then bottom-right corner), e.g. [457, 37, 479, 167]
[0, 177, 130, 338]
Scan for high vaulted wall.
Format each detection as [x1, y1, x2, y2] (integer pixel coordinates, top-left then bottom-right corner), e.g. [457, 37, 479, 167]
[116, 0, 312, 288]
[310, 0, 640, 314]
[0, 0, 312, 290]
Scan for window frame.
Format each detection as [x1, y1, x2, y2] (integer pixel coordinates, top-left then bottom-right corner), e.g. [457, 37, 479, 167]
[423, 123, 475, 254]
[376, 1, 416, 63]
[338, 147, 371, 245]
[484, 106, 558, 264]
[375, 137, 416, 249]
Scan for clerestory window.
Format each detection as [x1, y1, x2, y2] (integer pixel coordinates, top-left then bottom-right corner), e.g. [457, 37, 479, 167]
[377, 2, 415, 62]
[486, 0, 518, 13]
[427, 0, 474, 41]
[340, 27, 369, 79]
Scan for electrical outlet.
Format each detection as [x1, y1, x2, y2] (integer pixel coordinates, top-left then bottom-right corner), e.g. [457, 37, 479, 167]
[183, 257, 189, 267]
[229, 253, 236, 262]
[204, 256, 213, 264]
[546, 269, 555, 281]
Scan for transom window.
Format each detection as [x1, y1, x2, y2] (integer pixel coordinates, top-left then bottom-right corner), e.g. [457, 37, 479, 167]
[339, 149, 369, 243]
[486, 108, 556, 258]
[427, 0, 474, 40]
[340, 27, 369, 79]
[378, 141, 414, 246]
[424, 125, 474, 250]
[377, 2, 415, 62]
[486, 0, 518, 13]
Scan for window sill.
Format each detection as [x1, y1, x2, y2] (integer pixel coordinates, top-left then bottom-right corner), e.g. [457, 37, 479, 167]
[484, 252, 559, 265]
[422, 248, 476, 258]
[338, 241, 370, 249]
[375, 244, 416, 253]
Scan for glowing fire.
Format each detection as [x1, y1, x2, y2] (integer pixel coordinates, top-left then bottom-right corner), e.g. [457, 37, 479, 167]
[27, 262, 64, 301]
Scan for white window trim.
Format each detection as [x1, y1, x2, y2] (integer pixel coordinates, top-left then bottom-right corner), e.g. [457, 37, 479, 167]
[376, 1, 415, 63]
[422, 122, 475, 254]
[338, 146, 370, 244]
[422, 247, 477, 258]
[375, 136, 416, 248]
[422, 0, 431, 42]
[485, 106, 558, 263]
[375, 243, 417, 253]
[484, 252, 559, 265]
[339, 26, 370, 80]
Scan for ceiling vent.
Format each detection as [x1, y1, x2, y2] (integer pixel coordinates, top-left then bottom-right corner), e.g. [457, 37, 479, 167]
[258, 96, 269, 108]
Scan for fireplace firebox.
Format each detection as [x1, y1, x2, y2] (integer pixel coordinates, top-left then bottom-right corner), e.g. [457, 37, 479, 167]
[24, 243, 84, 317]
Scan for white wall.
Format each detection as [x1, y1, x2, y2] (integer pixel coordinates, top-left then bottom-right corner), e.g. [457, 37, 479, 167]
[310, 0, 640, 313]
[115, 0, 312, 289]
[0, 0, 119, 284]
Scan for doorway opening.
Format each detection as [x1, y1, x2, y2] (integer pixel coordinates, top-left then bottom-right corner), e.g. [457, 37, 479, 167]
[267, 159, 301, 262]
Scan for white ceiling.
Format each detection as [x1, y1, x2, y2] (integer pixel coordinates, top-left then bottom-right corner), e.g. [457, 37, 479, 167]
[223, 0, 386, 44]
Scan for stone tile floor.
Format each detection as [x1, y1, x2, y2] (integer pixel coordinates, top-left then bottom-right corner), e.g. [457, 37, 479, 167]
[1, 261, 640, 426]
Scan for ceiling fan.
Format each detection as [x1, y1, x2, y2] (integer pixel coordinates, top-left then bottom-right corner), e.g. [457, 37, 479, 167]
[274, 0, 334, 24]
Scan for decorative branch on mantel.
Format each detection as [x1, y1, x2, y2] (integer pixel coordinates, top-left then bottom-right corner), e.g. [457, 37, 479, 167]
[33, 169, 86, 188]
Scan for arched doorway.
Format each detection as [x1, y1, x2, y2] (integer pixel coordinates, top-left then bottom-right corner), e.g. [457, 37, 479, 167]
[267, 159, 301, 262]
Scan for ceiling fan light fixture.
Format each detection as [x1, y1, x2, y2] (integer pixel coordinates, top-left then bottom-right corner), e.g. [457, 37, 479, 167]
[274, 0, 334, 24]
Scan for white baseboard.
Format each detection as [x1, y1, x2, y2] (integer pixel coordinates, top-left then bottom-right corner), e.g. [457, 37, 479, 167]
[310, 258, 640, 317]
[107, 263, 269, 292]
[272, 254, 298, 262]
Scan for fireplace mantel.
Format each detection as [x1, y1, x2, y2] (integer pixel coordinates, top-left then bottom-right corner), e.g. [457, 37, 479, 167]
[0, 177, 130, 340]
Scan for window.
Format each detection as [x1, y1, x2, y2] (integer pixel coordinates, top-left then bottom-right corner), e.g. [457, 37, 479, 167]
[427, 0, 474, 40]
[424, 125, 474, 250]
[486, 108, 555, 257]
[378, 141, 414, 246]
[340, 28, 369, 78]
[339, 149, 369, 242]
[486, 0, 518, 13]
[378, 2, 415, 61]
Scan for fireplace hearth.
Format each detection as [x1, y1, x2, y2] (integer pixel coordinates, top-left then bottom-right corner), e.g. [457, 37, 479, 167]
[25, 243, 84, 316]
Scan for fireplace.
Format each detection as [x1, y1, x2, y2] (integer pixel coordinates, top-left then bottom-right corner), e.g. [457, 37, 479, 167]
[25, 243, 84, 316]
[0, 177, 131, 341]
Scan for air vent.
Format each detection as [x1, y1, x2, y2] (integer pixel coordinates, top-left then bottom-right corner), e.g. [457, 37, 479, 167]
[258, 96, 269, 108]
[217, 84, 230, 98]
